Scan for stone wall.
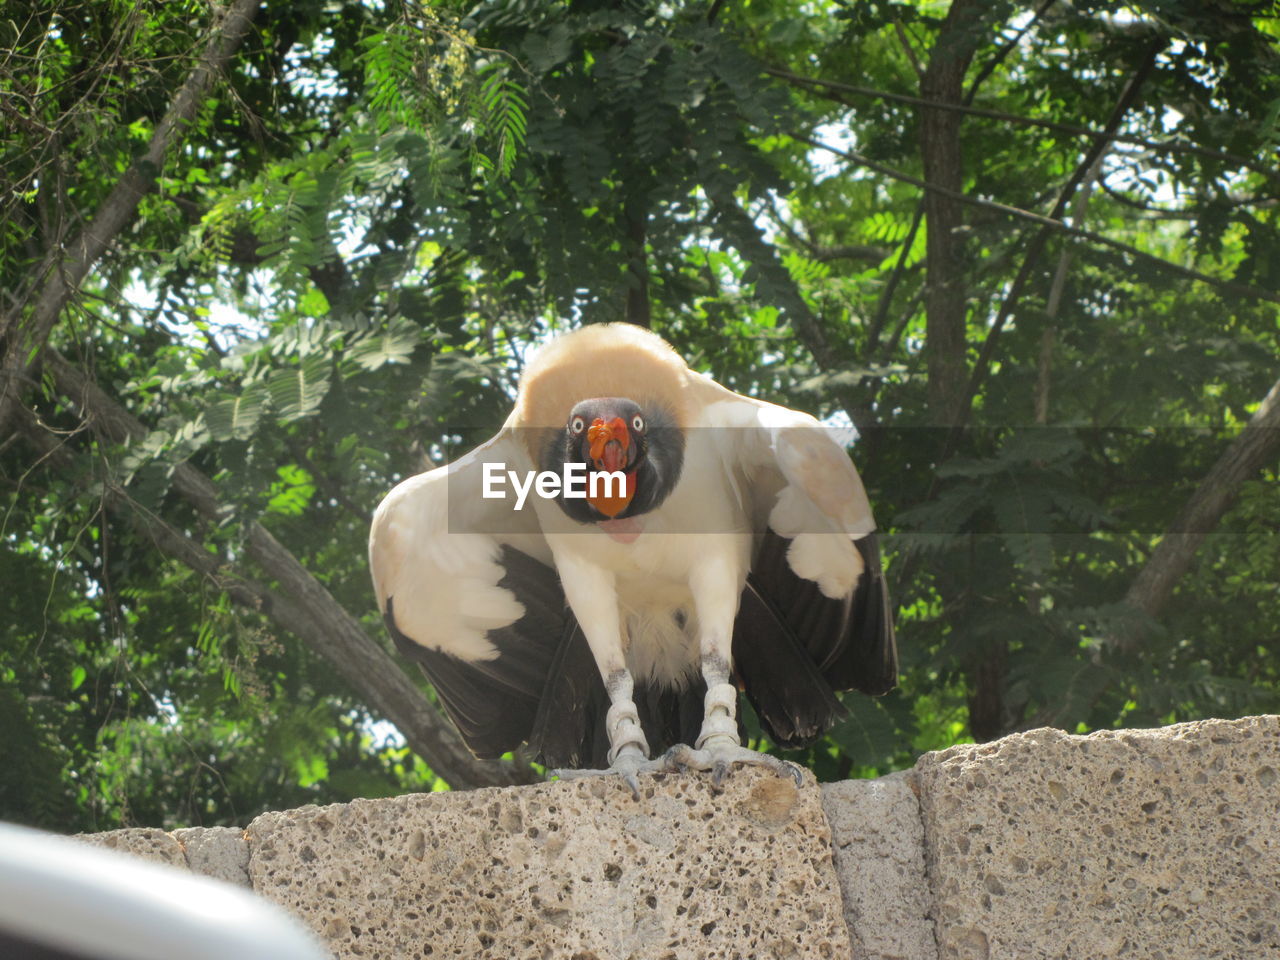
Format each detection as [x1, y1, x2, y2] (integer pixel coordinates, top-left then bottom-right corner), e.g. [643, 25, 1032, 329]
[78, 715, 1280, 959]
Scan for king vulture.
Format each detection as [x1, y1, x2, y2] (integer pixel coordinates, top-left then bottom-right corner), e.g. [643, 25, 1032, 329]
[369, 323, 896, 791]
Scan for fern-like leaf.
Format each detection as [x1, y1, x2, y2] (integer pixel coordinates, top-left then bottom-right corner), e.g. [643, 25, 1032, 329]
[268, 354, 332, 422]
[477, 63, 528, 178]
[207, 383, 267, 442]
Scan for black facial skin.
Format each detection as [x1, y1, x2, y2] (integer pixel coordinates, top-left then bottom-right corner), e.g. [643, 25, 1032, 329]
[538, 397, 685, 525]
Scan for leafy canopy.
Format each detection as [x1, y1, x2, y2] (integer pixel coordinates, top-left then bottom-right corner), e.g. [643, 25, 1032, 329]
[2, 0, 1277, 828]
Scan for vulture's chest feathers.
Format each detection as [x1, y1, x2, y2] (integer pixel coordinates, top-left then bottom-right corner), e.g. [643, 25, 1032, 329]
[513, 325, 754, 687]
[537, 445, 751, 688]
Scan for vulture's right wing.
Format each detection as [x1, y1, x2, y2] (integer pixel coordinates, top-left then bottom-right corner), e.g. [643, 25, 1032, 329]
[369, 430, 589, 760]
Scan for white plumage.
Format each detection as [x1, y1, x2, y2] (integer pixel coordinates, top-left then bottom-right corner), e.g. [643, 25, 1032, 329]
[369, 323, 896, 787]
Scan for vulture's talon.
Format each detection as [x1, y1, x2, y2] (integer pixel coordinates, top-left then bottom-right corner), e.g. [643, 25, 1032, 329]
[659, 746, 687, 773]
[711, 760, 729, 789]
[663, 742, 696, 771]
[549, 753, 667, 799]
[661, 742, 804, 787]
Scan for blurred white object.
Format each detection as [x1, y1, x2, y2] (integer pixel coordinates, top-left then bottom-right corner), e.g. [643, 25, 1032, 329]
[0, 821, 328, 960]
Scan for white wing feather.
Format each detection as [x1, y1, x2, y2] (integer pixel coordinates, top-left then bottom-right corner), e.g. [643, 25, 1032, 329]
[696, 391, 876, 599]
[368, 431, 548, 661]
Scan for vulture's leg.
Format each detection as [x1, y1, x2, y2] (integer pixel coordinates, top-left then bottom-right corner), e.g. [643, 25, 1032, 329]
[666, 549, 803, 787]
[548, 554, 663, 796]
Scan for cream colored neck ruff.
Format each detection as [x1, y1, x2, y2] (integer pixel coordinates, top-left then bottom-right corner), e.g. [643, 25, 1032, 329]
[511, 324, 693, 459]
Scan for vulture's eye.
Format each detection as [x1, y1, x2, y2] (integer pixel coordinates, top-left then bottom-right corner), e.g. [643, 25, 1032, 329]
[570, 416, 586, 435]
[631, 414, 645, 434]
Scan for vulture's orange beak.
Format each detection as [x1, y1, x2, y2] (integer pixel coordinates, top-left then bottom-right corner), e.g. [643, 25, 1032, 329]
[588, 416, 630, 470]
[586, 416, 636, 518]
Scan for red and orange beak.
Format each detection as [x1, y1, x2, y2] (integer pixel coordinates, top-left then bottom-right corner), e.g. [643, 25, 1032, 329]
[585, 416, 636, 518]
[587, 416, 630, 470]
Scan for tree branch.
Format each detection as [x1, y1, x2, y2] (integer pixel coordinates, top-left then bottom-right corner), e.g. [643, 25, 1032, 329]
[623, 190, 652, 328]
[42, 351, 539, 791]
[796, 135, 1280, 307]
[866, 202, 925, 360]
[1038, 148, 1108, 423]
[893, 17, 926, 81]
[0, 0, 262, 434]
[1114, 376, 1280, 652]
[962, 0, 1055, 104]
[765, 66, 1280, 185]
[703, 179, 874, 433]
[958, 38, 1164, 438]
[17, 407, 273, 612]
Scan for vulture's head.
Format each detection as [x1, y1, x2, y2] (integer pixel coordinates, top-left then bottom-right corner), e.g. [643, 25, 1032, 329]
[542, 396, 685, 524]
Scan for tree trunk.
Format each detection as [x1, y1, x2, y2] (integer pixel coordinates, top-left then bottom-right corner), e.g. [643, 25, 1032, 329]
[918, 0, 993, 740]
[624, 191, 652, 328]
[918, 0, 983, 425]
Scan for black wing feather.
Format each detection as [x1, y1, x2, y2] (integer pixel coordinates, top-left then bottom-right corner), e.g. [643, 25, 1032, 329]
[386, 531, 895, 765]
[732, 576, 847, 747]
[733, 529, 897, 748]
[528, 623, 708, 768]
[385, 546, 577, 759]
[817, 535, 897, 695]
[527, 620, 610, 769]
[386, 543, 708, 769]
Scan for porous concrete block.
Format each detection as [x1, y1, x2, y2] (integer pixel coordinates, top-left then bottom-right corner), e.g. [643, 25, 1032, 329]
[173, 826, 250, 887]
[821, 771, 936, 960]
[74, 827, 187, 868]
[246, 768, 850, 960]
[915, 716, 1280, 959]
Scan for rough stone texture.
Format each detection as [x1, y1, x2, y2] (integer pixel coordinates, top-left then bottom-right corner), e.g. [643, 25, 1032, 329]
[915, 716, 1280, 960]
[821, 771, 936, 960]
[173, 826, 251, 887]
[65, 715, 1280, 960]
[74, 826, 187, 868]
[246, 767, 850, 960]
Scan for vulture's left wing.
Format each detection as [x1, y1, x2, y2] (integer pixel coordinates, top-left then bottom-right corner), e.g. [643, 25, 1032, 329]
[369, 430, 593, 761]
[695, 386, 898, 747]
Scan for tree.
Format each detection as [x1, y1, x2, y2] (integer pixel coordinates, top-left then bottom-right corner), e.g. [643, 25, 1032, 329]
[2, 0, 1277, 829]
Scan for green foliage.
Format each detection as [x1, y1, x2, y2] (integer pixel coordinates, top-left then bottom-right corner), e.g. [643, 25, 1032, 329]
[2, 0, 1279, 830]
[475, 62, 529, 178]
[207, 385, 267, 442]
